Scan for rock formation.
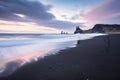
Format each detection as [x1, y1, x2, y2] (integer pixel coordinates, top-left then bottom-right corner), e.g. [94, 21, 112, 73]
[92, 24, 120, 33]
[74, 24, 120, 34]
[74, 26, 83, 34]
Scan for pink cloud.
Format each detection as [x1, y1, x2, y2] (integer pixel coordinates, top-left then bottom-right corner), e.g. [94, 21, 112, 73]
[84, 0, 120, 25]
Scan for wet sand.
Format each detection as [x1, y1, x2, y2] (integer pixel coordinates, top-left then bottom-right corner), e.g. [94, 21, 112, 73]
[0, 34, 120, 80]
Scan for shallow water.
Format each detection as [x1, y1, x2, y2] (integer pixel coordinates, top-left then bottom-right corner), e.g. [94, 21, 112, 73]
[0, 33, 106, 77]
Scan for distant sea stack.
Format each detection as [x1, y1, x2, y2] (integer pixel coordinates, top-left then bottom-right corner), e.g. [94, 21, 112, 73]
[74, 24, 120, 34]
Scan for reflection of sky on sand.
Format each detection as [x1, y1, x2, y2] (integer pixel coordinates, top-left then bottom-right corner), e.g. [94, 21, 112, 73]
[0, 43, 57, 77]
[0, 33, 106, 77]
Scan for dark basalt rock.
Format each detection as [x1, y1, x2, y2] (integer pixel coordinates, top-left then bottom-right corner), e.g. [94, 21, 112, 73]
[92, 24, 120, 33]
[74, 24, 120, 34]
[74, 26, 83, 34]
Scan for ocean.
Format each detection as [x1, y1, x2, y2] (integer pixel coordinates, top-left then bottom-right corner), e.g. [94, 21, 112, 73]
[0, 33, 106, 77]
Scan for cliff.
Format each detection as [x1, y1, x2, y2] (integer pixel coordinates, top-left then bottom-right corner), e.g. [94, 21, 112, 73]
[74, 24, 120, 34]
[92, 24, 120, 33]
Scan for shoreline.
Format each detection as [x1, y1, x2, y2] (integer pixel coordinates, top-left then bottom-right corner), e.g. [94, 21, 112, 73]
[0, 34, 120, 80]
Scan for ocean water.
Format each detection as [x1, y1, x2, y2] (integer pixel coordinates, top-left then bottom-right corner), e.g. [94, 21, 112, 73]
[0, 33, 106, 77]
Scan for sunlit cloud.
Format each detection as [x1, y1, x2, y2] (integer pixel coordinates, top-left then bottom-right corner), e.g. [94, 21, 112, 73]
[0, 20, 60, 33]
[14, 13, 26, 18]
[0, 0, 84, 32]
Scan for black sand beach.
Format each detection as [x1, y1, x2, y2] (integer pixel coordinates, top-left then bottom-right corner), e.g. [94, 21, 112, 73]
[0, 34, 120, 80]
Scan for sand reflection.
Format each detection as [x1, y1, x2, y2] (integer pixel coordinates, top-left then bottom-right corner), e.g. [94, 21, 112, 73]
[0, 43, 56, 77]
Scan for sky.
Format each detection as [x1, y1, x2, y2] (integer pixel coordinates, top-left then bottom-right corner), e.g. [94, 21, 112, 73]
[0, 0, 120, 33]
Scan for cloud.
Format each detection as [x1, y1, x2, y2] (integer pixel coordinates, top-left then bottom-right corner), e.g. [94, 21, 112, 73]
[84, 0, 120, 25]
[43, 20, 81, 30]
[0, 0, 55, 21]
[0, 0, 81, 32]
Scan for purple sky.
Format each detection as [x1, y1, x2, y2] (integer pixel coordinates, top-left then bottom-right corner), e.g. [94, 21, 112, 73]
[0, 0, 119, 33]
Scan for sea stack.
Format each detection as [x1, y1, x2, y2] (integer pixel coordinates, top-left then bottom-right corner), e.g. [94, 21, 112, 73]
[74, 26, 83, 34]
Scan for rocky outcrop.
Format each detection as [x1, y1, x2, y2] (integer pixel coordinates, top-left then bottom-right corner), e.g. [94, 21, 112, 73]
[74, 26, 83, 34]
[74, 24, 120, 34]
[92, 24, 120, 33]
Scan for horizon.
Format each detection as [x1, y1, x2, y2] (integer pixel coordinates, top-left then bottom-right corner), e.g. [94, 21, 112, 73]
[0, 0, 120, 34]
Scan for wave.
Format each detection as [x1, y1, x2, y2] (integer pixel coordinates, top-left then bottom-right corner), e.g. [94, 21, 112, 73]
[0, 33, 106, 77]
